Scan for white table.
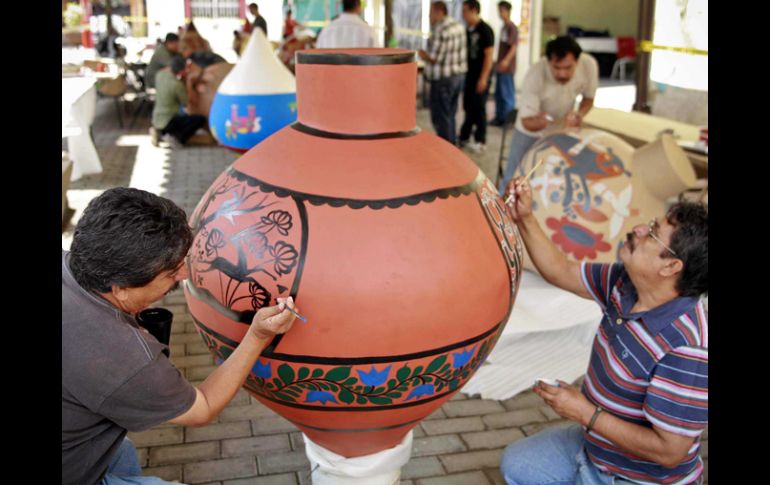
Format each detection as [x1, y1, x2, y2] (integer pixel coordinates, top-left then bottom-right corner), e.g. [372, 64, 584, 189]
[62, 77, 102, 181]
[575, 37, 617, 54]
[61, 46, 98, 65]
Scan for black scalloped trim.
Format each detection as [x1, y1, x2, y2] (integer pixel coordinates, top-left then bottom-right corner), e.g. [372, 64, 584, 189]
[296, 51, 415, 65]
[228, 167, 485, 210]
[291, 122, 421, 140]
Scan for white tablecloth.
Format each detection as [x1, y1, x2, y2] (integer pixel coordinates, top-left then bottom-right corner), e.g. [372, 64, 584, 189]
[463, 270, 602, 400]
[62, 77, 102, 181]
[576, 37, 617, 54]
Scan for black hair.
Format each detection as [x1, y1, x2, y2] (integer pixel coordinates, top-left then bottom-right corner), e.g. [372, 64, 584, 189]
[69, 188, 193, 293]
[665, 201, 708, 297]
[343, 0, 361, 11]
[170, 55, 187, 74]
[546, 35, 582, 61]
[498, 1, 512, 12]
[463, 0, 481, 13]
[431, 1, 448, 15]
[164, 33, 179, 43]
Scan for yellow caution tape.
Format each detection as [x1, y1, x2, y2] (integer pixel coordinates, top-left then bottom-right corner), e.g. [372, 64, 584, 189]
[639, 40, 707, 56]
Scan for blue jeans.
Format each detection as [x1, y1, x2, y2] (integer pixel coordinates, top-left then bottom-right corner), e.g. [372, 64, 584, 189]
[429, 74, 464, 145]
[498, 129, 539, 194]
[500, 424, 639, 485]
[494, 72, 516, 123]
[100, 438, 182, 485]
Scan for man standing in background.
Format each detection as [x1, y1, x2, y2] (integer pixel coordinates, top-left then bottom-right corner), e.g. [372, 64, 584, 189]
[418, 1, 468, 145]
[490, 1, 518, 126]
[316, 0, 378, 48]
[249, 3, 268, 37]
[458, 0, 494, 153]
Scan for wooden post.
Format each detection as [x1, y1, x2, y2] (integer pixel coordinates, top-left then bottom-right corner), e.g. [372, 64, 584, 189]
[129, 0, 147, 37]
[80, 0, 94, 47]
[105, 0, 113, 36]
[384, 0, 393, 47]
[633, 0, 655, 113]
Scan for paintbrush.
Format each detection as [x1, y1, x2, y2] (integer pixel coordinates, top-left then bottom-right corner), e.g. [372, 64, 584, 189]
[504, 157, 545, 205]
[280, 300, 307, 323]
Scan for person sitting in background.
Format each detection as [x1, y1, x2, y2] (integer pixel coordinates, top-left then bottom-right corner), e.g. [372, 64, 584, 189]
[233, 30, 251, 57]
[184, 53, 233, 119]
[145, 33, 181, 89]
[151, 57, 214, 148]
[180, 21, 212, 58]
[283, 9, 303, 39]
[96, 25, 122, 58]
[187, 51, 226, 69]
[278, 29, 316, 73]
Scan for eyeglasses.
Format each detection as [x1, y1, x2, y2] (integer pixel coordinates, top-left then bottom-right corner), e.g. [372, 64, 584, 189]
[644, 218, 677, 257]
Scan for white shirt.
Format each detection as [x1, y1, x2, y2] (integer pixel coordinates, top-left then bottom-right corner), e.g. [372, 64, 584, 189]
[316, 13, 378, 49]
[515, 54, 599, 136]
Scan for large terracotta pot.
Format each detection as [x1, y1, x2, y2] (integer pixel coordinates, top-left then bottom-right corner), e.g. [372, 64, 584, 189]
[209, 28, 297, 152]
[184, 49, 524, 457]
[515, 129, 696, 266]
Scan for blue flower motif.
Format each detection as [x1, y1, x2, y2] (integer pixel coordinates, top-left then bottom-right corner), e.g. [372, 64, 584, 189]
[254, 360, 272, 379]
[405, 384, 435, 401]
[305, 391, 338, 405]
[452, 345, 477, 369]
[357, 365, 392, 387]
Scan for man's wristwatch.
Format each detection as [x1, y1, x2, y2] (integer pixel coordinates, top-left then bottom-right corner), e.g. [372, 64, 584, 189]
[586, 405, 603, 433]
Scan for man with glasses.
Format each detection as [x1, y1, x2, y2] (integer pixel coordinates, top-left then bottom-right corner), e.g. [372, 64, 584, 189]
[498, 177, 708, 485]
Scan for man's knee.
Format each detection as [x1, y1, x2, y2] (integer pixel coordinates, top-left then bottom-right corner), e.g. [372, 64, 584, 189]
[500, 439, 535, 484]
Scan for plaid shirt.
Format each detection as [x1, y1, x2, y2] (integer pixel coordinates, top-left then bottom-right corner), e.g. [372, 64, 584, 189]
[424, 16, 467, 81]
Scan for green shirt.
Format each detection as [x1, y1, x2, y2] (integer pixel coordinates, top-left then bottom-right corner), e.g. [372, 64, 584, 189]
[146, 44, 177, 88]
[152, 69, 188, 129]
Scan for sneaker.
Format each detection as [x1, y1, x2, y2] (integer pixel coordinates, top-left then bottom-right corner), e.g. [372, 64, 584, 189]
[465, 141, 486, 154]
[161, 134, 184, 149]
[457, 138, 469, 149]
